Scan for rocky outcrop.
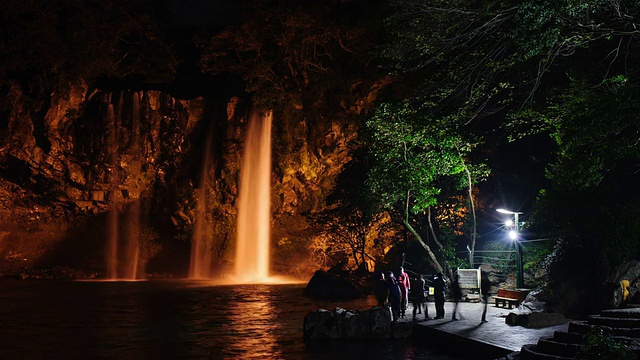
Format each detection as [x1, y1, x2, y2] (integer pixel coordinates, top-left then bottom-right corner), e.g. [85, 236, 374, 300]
[303, 269, 367, 300]
[303, 307, 413, 340]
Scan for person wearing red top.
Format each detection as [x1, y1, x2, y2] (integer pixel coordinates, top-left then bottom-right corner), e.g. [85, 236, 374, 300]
[396, 267, 411, 317]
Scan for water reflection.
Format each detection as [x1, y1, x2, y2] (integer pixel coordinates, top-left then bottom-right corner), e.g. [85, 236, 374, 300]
[0, 280, 461, 360]
[224, 285, 281, 359]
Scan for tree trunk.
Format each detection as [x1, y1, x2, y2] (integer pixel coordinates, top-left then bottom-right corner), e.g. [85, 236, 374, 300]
[462, 161, 477, 268]
[425, 207, 454, 279]
[404, 190, 444, 274]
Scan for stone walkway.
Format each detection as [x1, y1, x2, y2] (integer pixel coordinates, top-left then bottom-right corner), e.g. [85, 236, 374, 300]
[405, 301, 569, 359]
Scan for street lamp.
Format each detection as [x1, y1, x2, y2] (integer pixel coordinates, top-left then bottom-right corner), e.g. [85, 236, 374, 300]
[497, 208, 524, 289]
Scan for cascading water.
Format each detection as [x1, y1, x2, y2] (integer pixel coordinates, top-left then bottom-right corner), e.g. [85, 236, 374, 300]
[122, 92, 141, 280]
[104, 92, 141, 280]
[105, 103, 120, 280]
[189, 121, 215, 279]
[234, 110, 272, 283]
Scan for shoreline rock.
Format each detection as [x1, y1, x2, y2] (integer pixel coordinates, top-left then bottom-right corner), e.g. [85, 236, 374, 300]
[303, 306, 413, 340]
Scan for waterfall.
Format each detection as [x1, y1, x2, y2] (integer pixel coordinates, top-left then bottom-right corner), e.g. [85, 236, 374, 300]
[104, 92, 141, 280]
[105, 103, 120, 280]
[234, 110, 272, 283]
[189, 121, 215, 279]
[122, 92, 141, 280]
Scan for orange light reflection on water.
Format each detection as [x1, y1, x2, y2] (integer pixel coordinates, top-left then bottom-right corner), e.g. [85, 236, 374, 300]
[185, 275, 306, 286]
[224, 286, 282, 359]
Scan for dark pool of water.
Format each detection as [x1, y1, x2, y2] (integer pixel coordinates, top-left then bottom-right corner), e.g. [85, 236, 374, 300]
[0, 279, 461, 359]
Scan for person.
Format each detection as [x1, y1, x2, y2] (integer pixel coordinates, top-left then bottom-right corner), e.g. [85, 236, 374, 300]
[433, 272, 446, 319]
[397, 267, 411, 318]
[411, 274, 428, 321]
[451, 271, 462, 321]
[374, 272, 387, 307]
[480, 270, 491, 322]
[386, 271, 401, 322]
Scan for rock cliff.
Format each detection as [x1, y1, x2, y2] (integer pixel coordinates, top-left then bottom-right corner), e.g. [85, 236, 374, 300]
[0, 82, 355, 278]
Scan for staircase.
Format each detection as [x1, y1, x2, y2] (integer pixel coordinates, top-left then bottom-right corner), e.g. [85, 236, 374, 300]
[513, 308, 640, 359]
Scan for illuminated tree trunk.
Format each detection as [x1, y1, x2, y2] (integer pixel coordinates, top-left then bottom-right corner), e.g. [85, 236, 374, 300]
[403, 190, 445, 275]
[461, 157, 477, 268]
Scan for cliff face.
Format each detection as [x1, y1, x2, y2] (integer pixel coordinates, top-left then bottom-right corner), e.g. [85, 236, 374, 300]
[0, 83, 355, 278]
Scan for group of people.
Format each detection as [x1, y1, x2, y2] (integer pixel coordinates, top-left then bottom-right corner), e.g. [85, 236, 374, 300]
[375, 267, 437, 322]
[375, 267, 411, 322]
[375, 268, 492, 323]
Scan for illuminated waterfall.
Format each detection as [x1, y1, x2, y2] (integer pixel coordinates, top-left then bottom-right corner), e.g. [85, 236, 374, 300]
[105, 103, 120, 280]
[189, 122, 215, 279]
[234, 110, 272, 283]
[104, 92, 141, 280]
[122, 92, 141, 280]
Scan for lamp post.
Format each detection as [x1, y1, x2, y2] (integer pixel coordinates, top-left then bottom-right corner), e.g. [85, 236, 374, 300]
[497, 208, 524, 289]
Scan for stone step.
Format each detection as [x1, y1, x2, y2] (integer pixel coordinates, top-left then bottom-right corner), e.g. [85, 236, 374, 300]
[519, 344, 573, 360]
[600, 308, 640, 319]
[570, 320, 640, 338]
[507, 352, 521, 360]
[572, 321, 640, 340]
[551, 330, 585, 345]
[567, 321, 592, 335]
[588, 315, 640, 329]
[493, 352, 521, 360]
[535, 337, 581, 358]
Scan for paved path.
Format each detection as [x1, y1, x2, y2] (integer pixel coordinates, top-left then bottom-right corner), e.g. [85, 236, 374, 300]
[405, 301, 569, 359]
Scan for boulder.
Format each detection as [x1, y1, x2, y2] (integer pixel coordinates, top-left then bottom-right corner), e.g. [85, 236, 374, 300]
[303, 270, 364, 300]
[303, 309, 334, 340]
[303, 306, 409, 340]
[610, 260, 640, 308]
[369, 306, 393, 338]
[506, 291, 566, 328]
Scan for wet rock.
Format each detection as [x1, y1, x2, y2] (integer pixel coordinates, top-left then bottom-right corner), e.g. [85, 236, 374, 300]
[303, 309, 334, 339]
[304, 306, 409, 340]
[369, 306, 393, 338]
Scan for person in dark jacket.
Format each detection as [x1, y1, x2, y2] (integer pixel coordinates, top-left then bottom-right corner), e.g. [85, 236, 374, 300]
[411, 274, 428, 321]
[374, 272, 387, 307]
[433, 272, 446, 319]
[481, 270, 492, 323]
[386, 271, 401, 322]
[451, 272, 462, 321]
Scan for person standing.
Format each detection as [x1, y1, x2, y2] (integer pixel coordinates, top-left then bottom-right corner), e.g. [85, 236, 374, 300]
[386, 271, 401, 322]
[397, 267, 411, 318]
[451, 272, 462, 321]
[433, 272, 446, 319]
[411, 274, 428, 321]
[480, 270, 491, 323]
[375, 272, 387, 307]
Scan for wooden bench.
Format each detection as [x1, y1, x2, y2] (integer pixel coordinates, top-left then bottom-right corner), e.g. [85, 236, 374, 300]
[494, 289, 528, 309]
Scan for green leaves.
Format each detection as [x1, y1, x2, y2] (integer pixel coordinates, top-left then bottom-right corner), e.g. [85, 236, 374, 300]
[513, 0, 614, 59]
[537, 78, 640, 189]
[365, 101, 481, 214]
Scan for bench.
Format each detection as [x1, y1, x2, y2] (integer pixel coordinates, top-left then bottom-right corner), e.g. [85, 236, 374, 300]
[494, 289, 528, 309]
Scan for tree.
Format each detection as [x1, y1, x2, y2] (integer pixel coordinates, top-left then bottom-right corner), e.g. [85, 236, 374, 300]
[309, 151, 400, 271]
[0, 0, 177, 98]
[365, 102, 488, 276]
[197, 0, 385, 112]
